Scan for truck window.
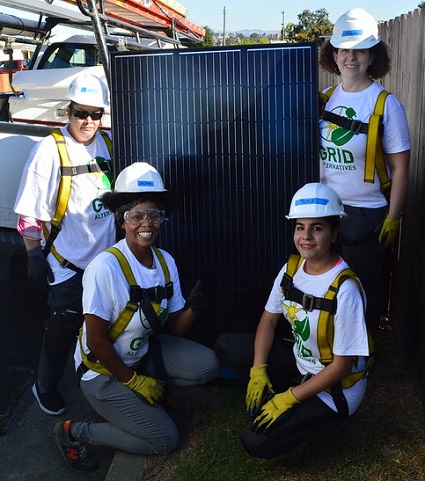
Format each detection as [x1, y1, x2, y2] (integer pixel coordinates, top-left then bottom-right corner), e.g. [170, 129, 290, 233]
[37, 43, 104, 69]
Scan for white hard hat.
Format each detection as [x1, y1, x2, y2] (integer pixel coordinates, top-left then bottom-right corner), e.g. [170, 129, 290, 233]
[330, 8, 380, 49]
[115, 162, 167, 193]
[66, 74, 109, 108]
[286, 183, 347, 219]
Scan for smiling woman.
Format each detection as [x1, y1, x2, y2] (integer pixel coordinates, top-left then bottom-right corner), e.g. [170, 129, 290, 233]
[13, 72, 115, 424]
[318, 8, 410, 335]
[51, 161, 220, 473]
[215, 182, 371, 459]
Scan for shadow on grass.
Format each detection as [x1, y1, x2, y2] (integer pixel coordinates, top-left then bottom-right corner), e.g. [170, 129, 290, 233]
[144, 328, 425, 481]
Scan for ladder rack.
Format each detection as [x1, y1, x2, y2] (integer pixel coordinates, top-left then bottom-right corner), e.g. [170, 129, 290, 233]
[65, 0, 205, 41]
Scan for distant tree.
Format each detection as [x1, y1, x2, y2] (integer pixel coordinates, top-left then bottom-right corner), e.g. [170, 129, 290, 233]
[201, 26, 215, 47]
[225, 32, 270, 46]
[285, 8, 332, 44]
[418, 1, 425, 7]
[238, 38, 259, 45]
[182, 25, 215, 48]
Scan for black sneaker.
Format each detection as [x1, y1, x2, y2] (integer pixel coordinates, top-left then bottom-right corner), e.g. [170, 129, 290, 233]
[54, 420, 98, 473]
[32, 383, 66, 416]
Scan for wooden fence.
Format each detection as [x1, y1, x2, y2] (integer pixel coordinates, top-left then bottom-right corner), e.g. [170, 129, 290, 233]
[319, 8, 425, 399]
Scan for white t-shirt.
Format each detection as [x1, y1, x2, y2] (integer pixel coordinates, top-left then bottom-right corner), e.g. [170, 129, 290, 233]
[320, 81, 410, 208]
[14, 126, 116, 284]
[265, 258, 369, 414]
[75, 239, 186, 381]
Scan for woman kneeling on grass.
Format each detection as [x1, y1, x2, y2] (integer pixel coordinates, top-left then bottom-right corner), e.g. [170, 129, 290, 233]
[53, 162, 220, 473]
[215, 183, 371, 459]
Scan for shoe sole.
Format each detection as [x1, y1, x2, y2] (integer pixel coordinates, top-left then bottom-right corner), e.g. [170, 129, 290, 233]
[32, 384, 66, 416]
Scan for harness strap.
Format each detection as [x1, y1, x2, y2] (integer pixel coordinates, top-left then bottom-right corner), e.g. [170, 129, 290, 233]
[319, 85, 337, 107]
[281, 273, 336, 313]
[42, 128, 71, 257]
[364, 90, 391, 196]
[42, 128, 113, 269]
[105, 246, 172, 340]
[79, 246, 172, 378]
[320, 87, 391, 197]
[321, 111, 369, 135]
[317, 269, 362, 365]
[330, 383, 349, 419]
[61, 160, 113, 176]
[282, 254, 374, 411]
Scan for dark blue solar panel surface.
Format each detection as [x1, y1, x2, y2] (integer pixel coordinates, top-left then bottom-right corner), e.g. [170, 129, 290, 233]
[110, 43, 319, 345]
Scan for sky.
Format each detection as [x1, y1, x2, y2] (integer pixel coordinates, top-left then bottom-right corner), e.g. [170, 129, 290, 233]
[181, 0, 421, 32]
[0, 0, 421, 34]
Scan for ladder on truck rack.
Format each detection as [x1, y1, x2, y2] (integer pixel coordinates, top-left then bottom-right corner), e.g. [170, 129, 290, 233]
[66, 0, 205, 41]
[66, 0, 205, 85]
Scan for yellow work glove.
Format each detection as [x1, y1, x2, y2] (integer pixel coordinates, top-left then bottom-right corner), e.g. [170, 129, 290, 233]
[246, 364, 274, 419]
[253, 387, 300, 432]
[378, 214, 400, 248]
[123, 371, 164, 407]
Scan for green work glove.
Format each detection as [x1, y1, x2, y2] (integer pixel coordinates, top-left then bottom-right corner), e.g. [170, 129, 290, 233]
[253, 387, 300, 432]
[27, 246, 54, 283]
[378, 214, 400, 248]
[187, 280, 207, 314]
[246, 364, 274, 419]
[123, 371, 164, 407]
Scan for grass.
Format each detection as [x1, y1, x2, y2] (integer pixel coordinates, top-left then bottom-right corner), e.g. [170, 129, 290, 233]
[143, 326, 425, 481]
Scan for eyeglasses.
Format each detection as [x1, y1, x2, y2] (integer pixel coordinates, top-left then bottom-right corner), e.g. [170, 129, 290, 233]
[70, 108, 104, 121]
[123, 209, 166, 225]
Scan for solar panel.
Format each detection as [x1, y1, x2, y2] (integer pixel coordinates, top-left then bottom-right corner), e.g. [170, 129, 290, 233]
[110, 43, 319, 346]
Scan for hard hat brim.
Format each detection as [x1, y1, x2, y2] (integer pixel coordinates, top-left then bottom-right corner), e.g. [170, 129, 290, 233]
[330, 37, 380, 49]
[101, 190, 175, 212]
[285, 213, 347, 220]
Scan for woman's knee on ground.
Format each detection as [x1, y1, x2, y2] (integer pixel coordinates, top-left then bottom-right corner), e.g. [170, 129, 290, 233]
[214, 332, 254, 379]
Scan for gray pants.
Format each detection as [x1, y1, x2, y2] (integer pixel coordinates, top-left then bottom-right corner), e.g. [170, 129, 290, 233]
[72, 334, 220, 454]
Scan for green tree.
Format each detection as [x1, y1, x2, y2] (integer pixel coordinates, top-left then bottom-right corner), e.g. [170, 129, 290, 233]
[201, 26, 215, 47]
[182, 25, 215, 48]
[285, 8, 332, 44]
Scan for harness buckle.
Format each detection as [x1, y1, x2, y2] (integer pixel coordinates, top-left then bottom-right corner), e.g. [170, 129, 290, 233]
[150, 286, 163, 304]
[302, 293, 315, 312]
[130, 285, 143, 303]
[50, 223, 61, 236]
[350, 119, 364, 134]
[59, 258, 72, 269]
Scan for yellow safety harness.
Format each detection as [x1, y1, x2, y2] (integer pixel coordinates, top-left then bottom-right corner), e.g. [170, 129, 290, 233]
[42, 128, 113, 273]
[280, 254, 375, 416]
[78, 246, 173, 377]
[320, 86, 391, 198]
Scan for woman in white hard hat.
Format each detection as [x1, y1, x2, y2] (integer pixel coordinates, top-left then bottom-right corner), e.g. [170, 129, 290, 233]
[52, 162, 220, 473]
[14, 74, 115, 417]
[215, 183, 370, 459]
[319, 8, 410, 334]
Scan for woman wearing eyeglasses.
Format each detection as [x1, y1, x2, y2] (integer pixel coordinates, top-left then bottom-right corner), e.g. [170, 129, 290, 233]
[14, 74, 117, 417]
[51, 162, 219, 473]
